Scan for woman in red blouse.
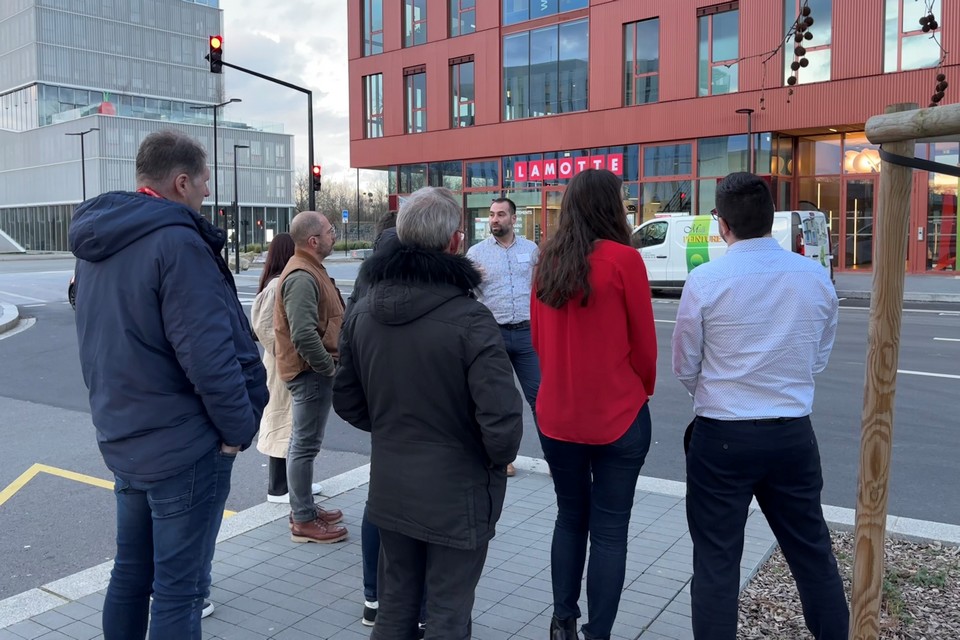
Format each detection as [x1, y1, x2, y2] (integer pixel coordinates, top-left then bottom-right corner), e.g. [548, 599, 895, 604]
[531, 169, 657, 640]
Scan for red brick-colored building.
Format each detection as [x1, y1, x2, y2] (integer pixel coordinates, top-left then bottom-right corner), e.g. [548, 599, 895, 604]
[348, 0, 957, 274]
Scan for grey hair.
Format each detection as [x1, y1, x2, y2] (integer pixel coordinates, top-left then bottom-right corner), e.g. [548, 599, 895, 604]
[135, 130, 207, 186]
[396, 187, 461, 251]
[289, 211, 326, 246]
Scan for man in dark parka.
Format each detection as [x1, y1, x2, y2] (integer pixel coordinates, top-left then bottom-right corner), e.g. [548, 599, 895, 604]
[333, 186, 523, 640]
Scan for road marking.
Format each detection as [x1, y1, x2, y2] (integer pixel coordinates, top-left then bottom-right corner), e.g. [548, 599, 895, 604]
[934, 337, 960, 342]
[898, 369, 960, 380]
[655, 319, 676, 324]
[21, 303, 46, 308]
[0, 463, 235, 517]
[0, 290, 45, 302]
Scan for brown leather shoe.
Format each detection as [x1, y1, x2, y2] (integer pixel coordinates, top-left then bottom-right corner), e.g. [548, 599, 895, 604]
[290, 517, 348, 544]
[289, 505, 343, 526]
[506, 463, 516, 477]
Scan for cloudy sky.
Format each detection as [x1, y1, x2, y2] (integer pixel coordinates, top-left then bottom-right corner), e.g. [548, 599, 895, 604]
[220, 1, 353, 183]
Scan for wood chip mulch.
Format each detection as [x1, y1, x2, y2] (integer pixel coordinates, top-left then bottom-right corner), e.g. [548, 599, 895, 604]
[738, 531, 960, 639]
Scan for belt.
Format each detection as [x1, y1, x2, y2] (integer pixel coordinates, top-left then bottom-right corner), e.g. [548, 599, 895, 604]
[498, 320, 530, 330]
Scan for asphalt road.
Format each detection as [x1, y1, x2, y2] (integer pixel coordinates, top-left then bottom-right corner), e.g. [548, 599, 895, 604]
[1, 256, 958, 602]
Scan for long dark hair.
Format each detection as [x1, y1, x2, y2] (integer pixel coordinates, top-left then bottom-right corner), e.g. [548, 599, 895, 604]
[258, 233, 295, 293]
[535, 169, 631, 308]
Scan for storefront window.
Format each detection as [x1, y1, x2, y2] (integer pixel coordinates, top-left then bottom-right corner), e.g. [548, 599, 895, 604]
[398, 164, 427, 194]
[466, 160, 500, 188]
[592, 145, 640, 182]
[928, 142, 958, 272]
[641, 181, 693, 217]
[799, 177, 841, 267]
[428, 161, 463, 191]
[843, 133, 881, 174]
[797, 135, 841, 175]
[643, 143, 692, 177]
[503, 153, 543, 188]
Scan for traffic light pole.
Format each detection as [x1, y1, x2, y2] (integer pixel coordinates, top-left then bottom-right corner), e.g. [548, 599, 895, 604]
[218, 60, 316, 212]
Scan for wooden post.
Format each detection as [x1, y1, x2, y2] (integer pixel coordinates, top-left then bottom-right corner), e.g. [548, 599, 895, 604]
[849, 103, 917, 640]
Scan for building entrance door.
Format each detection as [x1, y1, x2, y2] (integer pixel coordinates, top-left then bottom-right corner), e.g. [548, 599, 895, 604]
[540, 187, 564, 244]
[843, 177, 877, 270]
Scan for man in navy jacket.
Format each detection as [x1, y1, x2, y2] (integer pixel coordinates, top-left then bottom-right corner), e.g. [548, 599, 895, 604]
[70, 130, 268, 639]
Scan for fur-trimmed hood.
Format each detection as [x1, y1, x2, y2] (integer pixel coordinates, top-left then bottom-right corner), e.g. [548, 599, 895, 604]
[357, 246, 482, 326]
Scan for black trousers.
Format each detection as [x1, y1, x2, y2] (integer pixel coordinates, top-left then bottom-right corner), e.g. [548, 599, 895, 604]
[685, 416, 849, 640]
[371, 529, 487, 640]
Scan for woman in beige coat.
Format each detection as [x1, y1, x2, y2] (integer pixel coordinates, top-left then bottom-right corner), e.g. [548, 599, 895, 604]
[251, 233, 321, 501]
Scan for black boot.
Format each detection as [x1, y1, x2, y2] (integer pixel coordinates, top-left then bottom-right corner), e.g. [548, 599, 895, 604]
[550, 615, 578, 640]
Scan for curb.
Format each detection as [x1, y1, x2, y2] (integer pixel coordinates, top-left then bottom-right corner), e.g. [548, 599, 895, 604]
[837, 289, 960, 304]
[0, 303, 20, 335]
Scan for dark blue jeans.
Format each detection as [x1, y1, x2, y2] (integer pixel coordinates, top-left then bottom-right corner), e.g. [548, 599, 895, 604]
[102, 446, 235, 640]
[499, 325, 540, 414]
[362, 505, 427, 621]
[686, 416, 848, 640]
[538, 404, 652, 640]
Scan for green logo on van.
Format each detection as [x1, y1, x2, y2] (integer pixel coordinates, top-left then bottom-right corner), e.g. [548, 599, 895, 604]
[685, 215, 712, 273]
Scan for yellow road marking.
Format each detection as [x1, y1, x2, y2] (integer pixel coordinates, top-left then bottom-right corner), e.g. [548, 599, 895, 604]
[0, 463, 236, 517]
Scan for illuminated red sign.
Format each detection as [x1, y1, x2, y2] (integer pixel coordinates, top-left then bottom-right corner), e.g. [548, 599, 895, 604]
[513, 153, 623, 182]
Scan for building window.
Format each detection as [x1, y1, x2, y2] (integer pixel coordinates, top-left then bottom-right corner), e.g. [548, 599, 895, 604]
[450, 0, 476, 37]
[784, 0, 832, 84]
[884, 0, 942, 72]
[363, 0, 384, 56]
[641, 143, 694, 217]
[364, 73, 384, 138]
[451, 58, 475, 127]
[503, 0, 588, 26]
[405, 67, 427, 133]
[503, 18, 589, 121]
[404, 0, 428, 47]
[624, 18, 659, 105]
[698, 3, 739, 96]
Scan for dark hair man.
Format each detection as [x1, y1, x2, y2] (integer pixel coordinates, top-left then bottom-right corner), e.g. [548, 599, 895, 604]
[69, 130, 269, 638]
[672, 172, 848, 639]
[466, 196, 540, 477]
[333, 186, 523, 639]
[273, 211, 348, 543]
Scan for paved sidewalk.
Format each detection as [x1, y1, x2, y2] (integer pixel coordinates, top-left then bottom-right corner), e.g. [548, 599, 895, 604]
[0, 469, 777, 640]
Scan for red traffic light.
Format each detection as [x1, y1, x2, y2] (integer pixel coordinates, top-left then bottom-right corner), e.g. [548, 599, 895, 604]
[311, 165, 322, 192]
[312, 165, 321, 176]
[208, 35, 223, 73]
[210, 36, 222, 50]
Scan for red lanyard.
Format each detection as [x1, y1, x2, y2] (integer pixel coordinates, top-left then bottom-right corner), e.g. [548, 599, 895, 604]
[137, 186, 164, 199]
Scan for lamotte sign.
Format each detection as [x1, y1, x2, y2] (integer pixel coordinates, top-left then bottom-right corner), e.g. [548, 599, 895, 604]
[513, 153, 624, 182]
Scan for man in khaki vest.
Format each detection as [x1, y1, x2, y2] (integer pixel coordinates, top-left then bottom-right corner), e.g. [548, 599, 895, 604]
[274, 211, 348, 543]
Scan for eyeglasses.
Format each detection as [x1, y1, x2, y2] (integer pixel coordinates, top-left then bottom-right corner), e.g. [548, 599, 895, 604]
[710, 209, 721, 222]
[310, 228, 337, 241]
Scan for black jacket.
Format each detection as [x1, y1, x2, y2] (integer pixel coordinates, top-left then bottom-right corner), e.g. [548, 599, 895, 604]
[333, 247, 523, 550]
[70, 191, 269, 481]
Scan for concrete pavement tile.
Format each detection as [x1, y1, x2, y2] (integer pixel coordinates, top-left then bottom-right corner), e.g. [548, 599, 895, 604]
[55, 621, 97, 640]
[0, 630, 23, 640]
[325, 628, 369, 639]
[5, 620, 50, 639]
[643, 618, 694, 640]
[29, 611, 73, 631]
[473, 610, 528, 634]
[31, 632, 73, 640]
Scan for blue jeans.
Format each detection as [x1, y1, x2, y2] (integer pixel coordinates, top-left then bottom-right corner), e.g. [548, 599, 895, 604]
[102, 446, 235, 640]
[499, 325, 540, 414]
[286, 370, 333, 523]
[362, 505, 427, 622]
[538, 404, 652, 640]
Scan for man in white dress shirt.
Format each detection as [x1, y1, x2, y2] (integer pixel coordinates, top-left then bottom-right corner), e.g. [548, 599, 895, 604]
[672, 172, 848, 640]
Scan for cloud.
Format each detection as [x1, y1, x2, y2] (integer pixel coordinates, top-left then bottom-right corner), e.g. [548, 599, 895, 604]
[220, 0, 351, 183]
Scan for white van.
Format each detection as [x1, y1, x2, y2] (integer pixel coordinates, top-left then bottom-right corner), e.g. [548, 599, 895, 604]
[631, 210, 834, 290]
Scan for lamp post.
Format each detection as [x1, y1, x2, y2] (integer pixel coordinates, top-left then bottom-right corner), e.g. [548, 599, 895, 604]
[233, 144, 249, 275]
[191, 97, 242, 263]
[736, 108, 756, 173]
[65, 127, 99, 201]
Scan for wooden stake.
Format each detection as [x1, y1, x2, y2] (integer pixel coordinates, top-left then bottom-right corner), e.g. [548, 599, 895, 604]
[849, 102, 917, 640]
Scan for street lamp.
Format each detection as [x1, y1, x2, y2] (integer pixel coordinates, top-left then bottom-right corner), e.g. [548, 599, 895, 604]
[65, 127, 99, 201]
[736, 108, 756, 173]
[233, 144, 249, 275]
[191, 97, 242, 263]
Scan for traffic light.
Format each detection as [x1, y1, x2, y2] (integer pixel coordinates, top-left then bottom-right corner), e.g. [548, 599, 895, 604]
[208, 35, 223, 74]
[311, 165, 322, 192]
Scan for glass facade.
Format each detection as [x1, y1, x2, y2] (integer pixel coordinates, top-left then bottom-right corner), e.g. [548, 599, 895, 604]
[503, 19, 589, 121]
[884, 0, 943, 72]
[784, 0, 832, 84]
[927, 142, 958, 272]
[698, 7, 739, 96]
[451, 61, 475, 127]
[404, 0, 428, 47]
[363, 0, 384, 56]
[502, 0, 589, 26]
[364, 74, 384, 138]
[450, 0, 476, 36]
[624, 19, 659, 106]
[405, 71, 427, 133]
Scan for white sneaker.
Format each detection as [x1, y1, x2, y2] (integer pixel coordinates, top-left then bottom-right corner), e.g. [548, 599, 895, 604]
[201, 600, 215, 618]
[266, 483, 323, 503]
